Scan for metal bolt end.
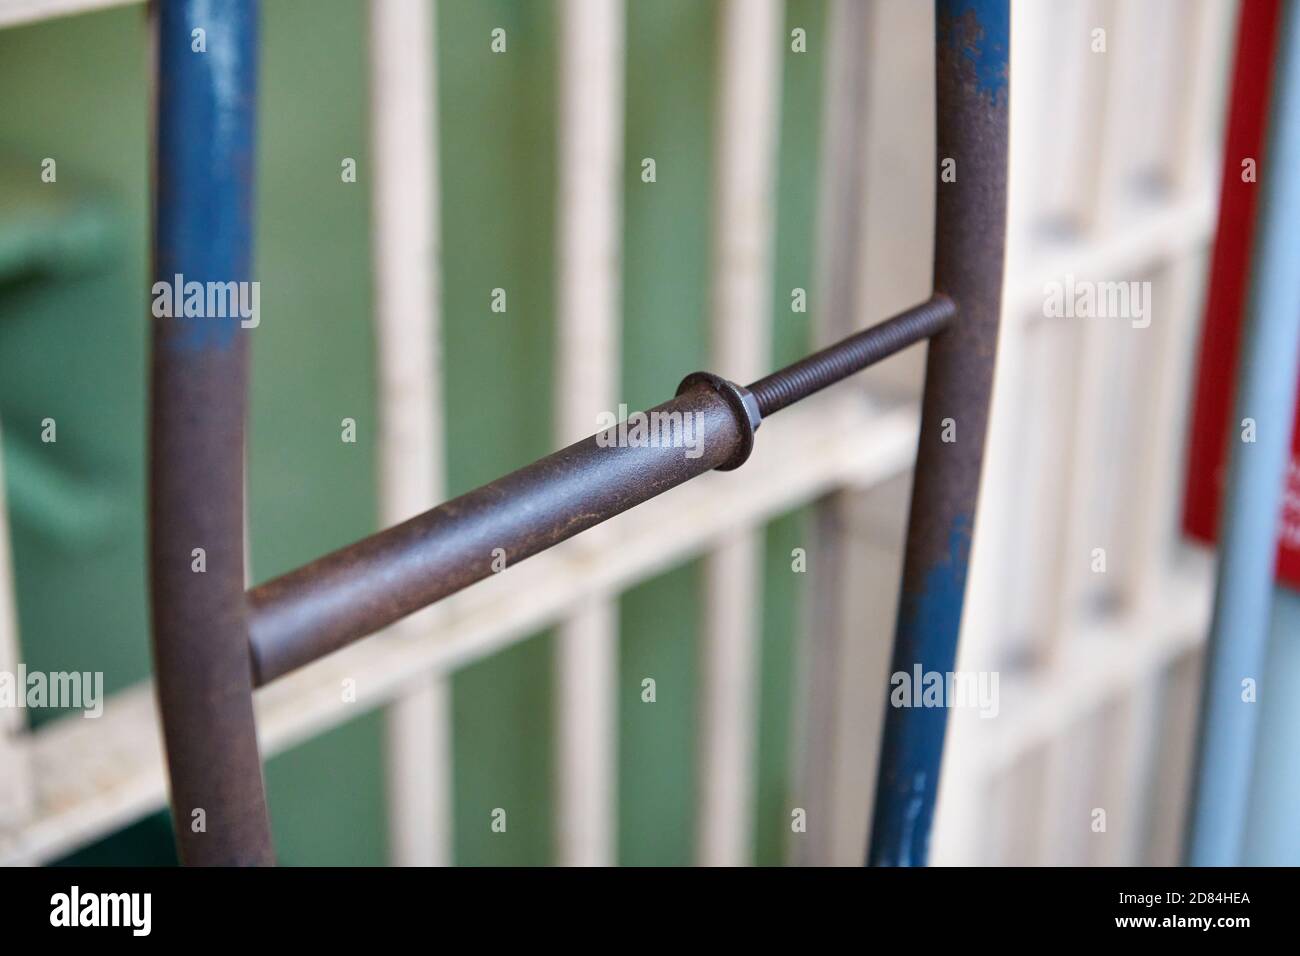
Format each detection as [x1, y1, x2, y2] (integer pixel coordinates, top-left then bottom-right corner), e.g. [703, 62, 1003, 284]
[675, 371, 762, 471]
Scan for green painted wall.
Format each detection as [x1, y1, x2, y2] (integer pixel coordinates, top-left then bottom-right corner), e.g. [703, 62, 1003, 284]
[0, 0, 827, 866]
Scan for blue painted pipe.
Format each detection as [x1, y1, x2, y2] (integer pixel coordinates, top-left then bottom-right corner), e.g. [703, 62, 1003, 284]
[1186, 0, 1300, 867]
[154, 0, 259, 353]
[867, 0, 1009, 867]
[149, 0, 273, 864]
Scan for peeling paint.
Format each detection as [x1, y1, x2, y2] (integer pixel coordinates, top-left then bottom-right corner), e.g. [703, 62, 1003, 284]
[938, 0, 1010, 100]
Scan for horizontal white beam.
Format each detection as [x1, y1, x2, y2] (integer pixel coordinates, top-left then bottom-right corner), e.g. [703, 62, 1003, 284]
[1008, 193, 1216, 317]
[0, 0, 138, 30]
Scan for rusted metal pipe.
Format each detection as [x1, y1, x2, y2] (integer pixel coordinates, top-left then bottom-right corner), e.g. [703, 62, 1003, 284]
[249, 381, 746, 684]
[149, 0, 273, 865]
[867, 0, 1009, 867]
[248, 295, 953, 686]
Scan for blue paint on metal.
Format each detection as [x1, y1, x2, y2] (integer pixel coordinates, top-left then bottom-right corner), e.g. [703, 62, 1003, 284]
[1187, 0, 1300, 866]
[870, 515, 973, 867]
[937, 0, 1009, 99]
[154, 0, 259, 353]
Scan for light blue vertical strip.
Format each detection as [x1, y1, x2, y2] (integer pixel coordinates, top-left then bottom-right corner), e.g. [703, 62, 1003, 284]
[1186, 0, 1300, 867]
[1242, 587, 1300, 864]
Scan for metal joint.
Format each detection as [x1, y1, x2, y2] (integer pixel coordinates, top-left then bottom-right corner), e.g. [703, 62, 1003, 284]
[675, 372, 761, 471]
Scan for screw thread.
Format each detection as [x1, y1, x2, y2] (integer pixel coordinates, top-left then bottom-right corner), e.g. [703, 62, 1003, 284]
[746, 294, 956, 417]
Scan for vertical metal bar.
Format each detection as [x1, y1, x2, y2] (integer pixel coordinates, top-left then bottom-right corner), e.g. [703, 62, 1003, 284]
[368, 0, 451, 868]
[149, 0, 273, 866]
[554, 0, 624, 868]
[1187, 0, 1300, 867]
[930, 0, 1026, 864]
[867, 0, 1008, 867]
[696, 0, 783, 868]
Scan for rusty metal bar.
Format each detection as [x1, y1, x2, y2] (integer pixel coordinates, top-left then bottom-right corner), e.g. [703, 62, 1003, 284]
[247, 295, 955, 687]
[249, 382, 745, 685]
[149, 0, 273, 865]
[867, 0, 1009, 867]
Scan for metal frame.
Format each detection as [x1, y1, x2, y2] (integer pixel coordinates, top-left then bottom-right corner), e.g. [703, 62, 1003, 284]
[139, 0, 1008, 866]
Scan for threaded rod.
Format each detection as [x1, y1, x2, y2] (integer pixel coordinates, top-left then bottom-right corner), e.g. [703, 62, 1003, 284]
[746, 293, 957, 417]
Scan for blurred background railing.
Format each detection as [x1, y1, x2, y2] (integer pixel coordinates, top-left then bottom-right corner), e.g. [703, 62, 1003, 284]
[0, 0, 1242, 865]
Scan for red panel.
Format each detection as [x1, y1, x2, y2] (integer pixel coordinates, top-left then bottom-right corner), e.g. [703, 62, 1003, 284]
[1183, 0, 1300, 587]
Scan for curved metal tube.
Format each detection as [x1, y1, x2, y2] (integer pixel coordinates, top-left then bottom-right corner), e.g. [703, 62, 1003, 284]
[149, 0, 273, 866]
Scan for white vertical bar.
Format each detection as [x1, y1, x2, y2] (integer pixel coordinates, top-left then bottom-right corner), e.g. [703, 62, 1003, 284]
[0, 421, 33, 833]
[788, 0, 870, 867]
[555, 598, 617, 866]
[1031, 0, 1109, 232]
[1046, 0, 1140, 657]
[1172, 0, 1241, 194]
[1119, 3, 1231, 605]
[369, 0, 451, 867]
[554, 0, 624, 868]
[384, 679, 450, 865]
[697, 0, 783, 868]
